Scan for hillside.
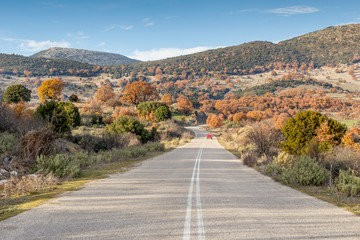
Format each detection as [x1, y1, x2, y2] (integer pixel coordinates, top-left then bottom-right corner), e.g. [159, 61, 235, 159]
[0, 54, 102, 77]
[32, 47, 140, 66]
[110, 24, 360, 77]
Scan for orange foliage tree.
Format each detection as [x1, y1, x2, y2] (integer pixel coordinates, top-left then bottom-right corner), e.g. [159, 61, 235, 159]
[342, 127, 360, 152]
[94, 85, 116, 104]
[37, 79, 65, 102]
[161, 94, 173, 107]
[206, 114, 224, 128]
[121, 81, 158, 106]
[177, 95, 193, 114]
[82, 100, 103, 115]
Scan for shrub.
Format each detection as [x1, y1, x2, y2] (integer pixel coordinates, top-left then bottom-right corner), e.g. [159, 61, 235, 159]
[0, 103, 45, 136]
[154, 105, 172, 122]
[34, 101, 81, 133]
[0, 132, 18, 157]
[273, 151, 294, 168]
[289, 156, 329, 186]
[105, 116, 149, 143]
[35, 152, 88, 178]
[16, 128, 55, 168]
[336, 170, 360, 196]
[282, 111, 346, 155]
[3, 84, 31, 103]
[241, 151, 258, 167]
[246, 119, 282, 157]
[56, 102, 81, 127]
[69, 93, 79, 102]
[137, 101, 166, 117]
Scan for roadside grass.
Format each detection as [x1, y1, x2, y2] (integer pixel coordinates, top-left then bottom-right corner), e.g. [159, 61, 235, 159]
[209, 127, 360, 216]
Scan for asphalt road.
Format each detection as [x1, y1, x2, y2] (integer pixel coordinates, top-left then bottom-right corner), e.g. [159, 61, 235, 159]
[1, 126, 360, 239]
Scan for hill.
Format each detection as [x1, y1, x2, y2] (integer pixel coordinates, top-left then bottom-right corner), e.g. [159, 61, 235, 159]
[32, 47, 140, 66]
[110, 24, 360, 77]
[0, 54, 102, 77]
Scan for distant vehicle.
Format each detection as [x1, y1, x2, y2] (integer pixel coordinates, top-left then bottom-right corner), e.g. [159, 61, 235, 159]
[206, 134, 213, 139]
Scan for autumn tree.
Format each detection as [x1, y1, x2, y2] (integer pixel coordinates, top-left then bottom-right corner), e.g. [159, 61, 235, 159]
[121, 81, 158, 106]
[206, 114, 223, 128]
[37, 79, 65, 102]
[161, 94, 173, 107]
[177, 95, 193, 114]
[94, 85, 116, 104]
[3, 84, 31, 103]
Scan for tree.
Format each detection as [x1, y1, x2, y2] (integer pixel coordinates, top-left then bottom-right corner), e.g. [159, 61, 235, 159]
[206, 114, 223, 128]
[3, 84, 31, 103]
[94, 85, 116, 103]
[137, 101, 167, 120]
[177, 95, 193, 114]
[105, 116, 149, 143]
[34, 101, 69, 133]
[155, 106, 172, 122]
[161, 94, 173, 107]
[121, 81, 158, 106]
[37, 79, 65, 102]
[56, 102, 81, 127]
[282, 111, 346, 155]
[69, 93, 79, 102]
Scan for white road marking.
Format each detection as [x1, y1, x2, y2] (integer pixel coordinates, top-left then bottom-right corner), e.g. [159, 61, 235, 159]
[183, 144, 205, 240]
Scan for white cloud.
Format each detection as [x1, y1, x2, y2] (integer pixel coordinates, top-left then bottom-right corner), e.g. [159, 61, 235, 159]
[19, 40, 70, 52]
[97, 42, 106, 47]
[143, 18, 155, 27]
[129, 46, 223, 61]
[268, 6, 319, 16]
[103, 24, 133, 32]
[1, 37, 70, 52]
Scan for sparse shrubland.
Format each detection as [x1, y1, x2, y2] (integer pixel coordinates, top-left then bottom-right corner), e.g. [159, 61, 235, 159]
[214, 110, 360, 213]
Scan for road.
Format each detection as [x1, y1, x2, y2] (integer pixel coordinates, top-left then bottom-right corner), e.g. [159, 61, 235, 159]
[1, 126, 360, 239]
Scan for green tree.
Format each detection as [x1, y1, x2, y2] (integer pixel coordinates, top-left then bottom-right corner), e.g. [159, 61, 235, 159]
[155, 106, 172, 122]
[57, 102, 81, 127]
[137, 101, 166, 118]
[3, 84, 31, 103]
[34, 101, 81, 133]
[105, 116, 149, 143]
[282, 111, 346, 155]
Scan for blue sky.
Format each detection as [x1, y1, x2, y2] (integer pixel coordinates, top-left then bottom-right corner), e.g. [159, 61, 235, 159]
[1, 0, 360, 61]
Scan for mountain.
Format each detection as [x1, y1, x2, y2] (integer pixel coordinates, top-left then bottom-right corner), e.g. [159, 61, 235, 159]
[110, 24, 360, 77]
[32, 47, 140, 66]
[0, 53, 101, 77]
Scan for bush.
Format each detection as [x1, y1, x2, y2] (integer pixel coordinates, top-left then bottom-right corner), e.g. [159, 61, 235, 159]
[241, 151, 258, 167]
[2, 84, 31, 103]
[336, 170, 360, 196]
[56, 102, 81, 127]
[282, 111, 346, 155]
[289, 156, 329, 186]
[0, 132, 18, 157]
[34, 101, 81, 133]
[246, 119, 282, 157]
[154, 105, 172, 122]
[69, 93, 79, 102]
[105, 116, 149, 143]
[0, 103, 45, 136]
[267, 155, 328, 186]
[17, 128, 55, 168]
[137, 101, 166, 117]
[35, 152, 88, 178]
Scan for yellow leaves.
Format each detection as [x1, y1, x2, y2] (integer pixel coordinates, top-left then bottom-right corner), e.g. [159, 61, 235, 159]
[206, 114, 223, 128]
[37, 79, 65, 102]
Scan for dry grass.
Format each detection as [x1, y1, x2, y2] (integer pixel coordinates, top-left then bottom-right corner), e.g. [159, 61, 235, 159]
[0, 174, 58, 200]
